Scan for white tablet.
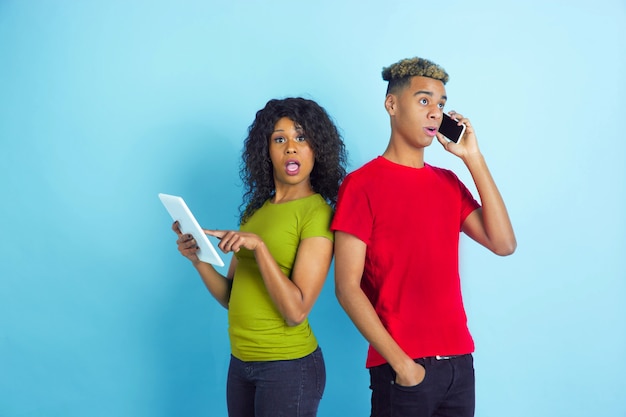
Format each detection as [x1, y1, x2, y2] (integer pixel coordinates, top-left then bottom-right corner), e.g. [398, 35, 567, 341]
[158, 193, 225, 267]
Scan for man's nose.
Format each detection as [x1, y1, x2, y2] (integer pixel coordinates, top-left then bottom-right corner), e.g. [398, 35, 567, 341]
[429, 107, 443, 119]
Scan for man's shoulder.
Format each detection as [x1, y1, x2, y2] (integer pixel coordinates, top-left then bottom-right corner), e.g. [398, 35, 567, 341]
[345, 156, 385, 180]
[425, 163, 459, 182]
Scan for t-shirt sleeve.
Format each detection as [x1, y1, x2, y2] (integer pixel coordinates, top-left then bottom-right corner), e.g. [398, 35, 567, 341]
[301, 201, 334, 241]
[458, 177, 481, 225]
[330, 174, 372, 245]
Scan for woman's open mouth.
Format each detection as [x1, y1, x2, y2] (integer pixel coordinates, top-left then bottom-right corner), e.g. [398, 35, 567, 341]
[286, 160, 300, 175]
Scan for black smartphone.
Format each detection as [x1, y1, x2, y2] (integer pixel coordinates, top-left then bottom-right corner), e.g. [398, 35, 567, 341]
[439, 113, 466, 143]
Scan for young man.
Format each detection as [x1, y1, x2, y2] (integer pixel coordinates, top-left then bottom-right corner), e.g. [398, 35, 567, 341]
[331, 57, 516, 417]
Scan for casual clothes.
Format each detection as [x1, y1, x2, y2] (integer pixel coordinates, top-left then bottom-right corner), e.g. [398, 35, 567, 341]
[226, 193, 333, 416]
[330, 157, 481, 367]
[369, 354, 475, 417]
[227, 346, 326, 417]
[229, 193, 333, 361]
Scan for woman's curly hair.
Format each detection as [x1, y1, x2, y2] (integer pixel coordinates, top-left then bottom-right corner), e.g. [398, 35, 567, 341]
[239, 97, 348, 224]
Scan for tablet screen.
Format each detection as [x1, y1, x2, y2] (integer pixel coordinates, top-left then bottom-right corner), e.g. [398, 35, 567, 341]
[158, 193, 225, 267]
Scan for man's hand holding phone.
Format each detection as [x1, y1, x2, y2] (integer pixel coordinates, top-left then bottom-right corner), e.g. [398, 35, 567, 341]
[438, 112, 466, 143]
[436, 111, 481, 158]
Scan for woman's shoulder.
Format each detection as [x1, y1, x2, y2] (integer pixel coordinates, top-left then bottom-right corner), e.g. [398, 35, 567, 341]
[265, 193, 331, 215]
[299, 193, 333, 215]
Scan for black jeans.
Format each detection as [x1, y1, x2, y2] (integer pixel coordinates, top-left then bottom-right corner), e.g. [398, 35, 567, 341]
[226, 346, 326, 417]
[369, 354, 475, 417]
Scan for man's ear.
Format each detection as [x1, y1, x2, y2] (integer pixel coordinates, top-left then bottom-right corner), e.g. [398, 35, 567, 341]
[384, 94, 396, 115]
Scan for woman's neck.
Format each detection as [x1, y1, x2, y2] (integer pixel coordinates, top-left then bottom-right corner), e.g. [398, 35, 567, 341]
[271, 184, 315, 204]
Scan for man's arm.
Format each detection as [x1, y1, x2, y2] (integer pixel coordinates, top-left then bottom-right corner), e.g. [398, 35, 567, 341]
[437, 112, 516, 255]
[461, 153, 517, 256]
[334, 231, 425, 386]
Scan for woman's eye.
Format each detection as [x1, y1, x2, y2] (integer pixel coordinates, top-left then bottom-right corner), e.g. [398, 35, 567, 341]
[296, 135, 306, 142]
[273, 137, 285, 143]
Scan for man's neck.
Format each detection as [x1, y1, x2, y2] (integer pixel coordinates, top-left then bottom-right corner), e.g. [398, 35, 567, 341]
[382, 141, 426, 169]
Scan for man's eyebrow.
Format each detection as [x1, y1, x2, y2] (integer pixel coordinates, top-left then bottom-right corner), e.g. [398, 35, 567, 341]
[414, 90, 447, 100]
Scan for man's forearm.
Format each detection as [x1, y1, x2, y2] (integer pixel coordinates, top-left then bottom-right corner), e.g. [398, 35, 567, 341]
[464, 152, 516, 255]
[336, 285, 415, 374]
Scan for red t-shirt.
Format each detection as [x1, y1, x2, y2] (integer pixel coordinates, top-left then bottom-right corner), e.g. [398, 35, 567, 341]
[331, 157, 481, 368]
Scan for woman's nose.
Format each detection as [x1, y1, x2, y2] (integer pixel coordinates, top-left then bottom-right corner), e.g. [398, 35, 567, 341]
[285, 140, 297, 153]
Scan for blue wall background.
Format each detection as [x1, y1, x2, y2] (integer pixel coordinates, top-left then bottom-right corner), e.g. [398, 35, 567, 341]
[1, 1, 625, 416]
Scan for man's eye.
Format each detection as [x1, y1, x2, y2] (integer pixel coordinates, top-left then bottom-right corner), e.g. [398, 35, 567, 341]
[420, 98, 428, 105]
[438, 103, 445, 109]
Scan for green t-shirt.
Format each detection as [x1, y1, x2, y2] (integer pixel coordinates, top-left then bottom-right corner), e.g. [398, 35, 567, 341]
[228, 193, 334, 361]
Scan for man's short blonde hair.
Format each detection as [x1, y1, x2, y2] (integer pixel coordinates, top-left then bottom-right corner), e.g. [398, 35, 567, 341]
[382, 57, 449, 94]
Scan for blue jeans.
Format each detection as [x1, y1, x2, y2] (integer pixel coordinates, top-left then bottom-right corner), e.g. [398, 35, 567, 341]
[369, 354, 475, 417]
[226, 346, 326, 417]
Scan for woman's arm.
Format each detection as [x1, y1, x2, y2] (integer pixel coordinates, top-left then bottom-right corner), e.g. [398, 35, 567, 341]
[173, 221, 234, 308]
[256, 236, 332, 326]
[205, 229, 332, 326]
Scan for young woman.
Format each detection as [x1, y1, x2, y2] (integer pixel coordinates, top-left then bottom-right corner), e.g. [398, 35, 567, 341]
[172, 97, 347, 417]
